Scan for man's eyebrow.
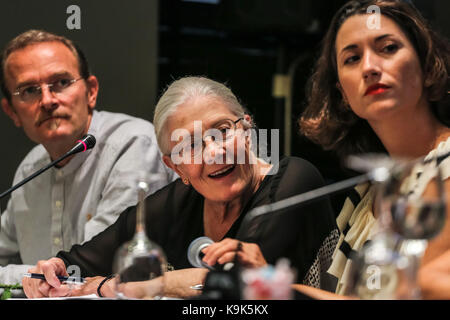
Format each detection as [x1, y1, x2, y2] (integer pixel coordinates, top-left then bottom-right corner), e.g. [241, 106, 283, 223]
[14, 80, 37, 91]
[15, 71, 74, 89]
[338, 34, 394, 58]
[48, 71, 74, 80]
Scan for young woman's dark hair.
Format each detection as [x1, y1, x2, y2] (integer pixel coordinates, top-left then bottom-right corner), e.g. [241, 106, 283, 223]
[299, 0, 450, 159]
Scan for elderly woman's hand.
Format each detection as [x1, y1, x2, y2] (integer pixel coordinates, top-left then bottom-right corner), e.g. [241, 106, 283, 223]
[22, 257, 70, 298]
[201, 238, 267, 269]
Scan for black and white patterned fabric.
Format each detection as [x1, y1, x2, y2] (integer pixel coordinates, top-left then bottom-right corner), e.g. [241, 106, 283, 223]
[303, 229, 340, 291]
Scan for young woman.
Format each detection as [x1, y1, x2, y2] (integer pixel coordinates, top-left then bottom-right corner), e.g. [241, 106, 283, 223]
[298, 0, 450, 297]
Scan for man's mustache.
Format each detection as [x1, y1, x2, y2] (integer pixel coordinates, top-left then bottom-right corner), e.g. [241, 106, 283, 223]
[36, 113, 70, 126]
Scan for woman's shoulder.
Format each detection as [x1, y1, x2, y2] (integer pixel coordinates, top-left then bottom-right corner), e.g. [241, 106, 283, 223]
[278, 156, 325, 186]
[264, 156, 326, 201]
[284, 156, 322, 173]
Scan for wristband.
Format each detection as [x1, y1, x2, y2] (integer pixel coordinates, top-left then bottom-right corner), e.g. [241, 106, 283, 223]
[97, 274, 115, 297]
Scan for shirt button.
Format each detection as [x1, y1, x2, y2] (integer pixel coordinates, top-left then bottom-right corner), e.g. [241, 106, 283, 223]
[55, 201, 62, 209]
[53, 237, 61, 245]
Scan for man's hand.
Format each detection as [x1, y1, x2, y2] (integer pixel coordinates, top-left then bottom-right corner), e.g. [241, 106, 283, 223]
[22, 257, 70, 298]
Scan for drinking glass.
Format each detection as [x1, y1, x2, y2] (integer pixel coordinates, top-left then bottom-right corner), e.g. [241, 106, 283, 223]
[112, 180, 167, 299]
[346, 156, 446, 299]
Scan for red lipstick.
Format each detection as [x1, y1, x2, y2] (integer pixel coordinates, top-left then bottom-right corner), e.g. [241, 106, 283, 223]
[365, 83, 390, 96]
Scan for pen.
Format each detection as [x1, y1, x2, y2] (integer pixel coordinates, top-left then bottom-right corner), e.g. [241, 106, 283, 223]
[23, 272, 86, 284]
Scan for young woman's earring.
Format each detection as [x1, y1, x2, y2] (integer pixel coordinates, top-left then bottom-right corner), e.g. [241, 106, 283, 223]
[343, 100, 352, 111]
[336, 82, 351, 111]
[182, 178, 190, 185]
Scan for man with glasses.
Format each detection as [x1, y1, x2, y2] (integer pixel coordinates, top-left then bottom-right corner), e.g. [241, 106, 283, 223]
[0, 30, 175, 286]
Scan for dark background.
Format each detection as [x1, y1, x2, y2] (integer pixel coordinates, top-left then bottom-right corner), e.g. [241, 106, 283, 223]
[0, 0, 448, 212]
[158, 0, 449, 183]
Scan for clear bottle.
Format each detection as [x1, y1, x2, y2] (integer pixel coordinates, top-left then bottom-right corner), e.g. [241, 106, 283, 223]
[112, 180, 167, 299]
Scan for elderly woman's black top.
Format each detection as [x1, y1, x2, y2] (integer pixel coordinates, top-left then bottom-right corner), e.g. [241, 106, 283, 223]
[57, 157, 338, 287]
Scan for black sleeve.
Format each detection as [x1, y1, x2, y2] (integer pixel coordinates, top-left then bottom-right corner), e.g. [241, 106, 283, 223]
[57, 179, 198, 277]
[57, 204, 135, 277]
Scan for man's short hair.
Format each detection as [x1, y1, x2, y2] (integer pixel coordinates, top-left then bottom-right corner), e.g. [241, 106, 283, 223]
[0, 29, 90, 101]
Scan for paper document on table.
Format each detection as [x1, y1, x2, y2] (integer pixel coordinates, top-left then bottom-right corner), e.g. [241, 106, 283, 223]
[8, 294, 115, 300]
[9, 294, 181, 300]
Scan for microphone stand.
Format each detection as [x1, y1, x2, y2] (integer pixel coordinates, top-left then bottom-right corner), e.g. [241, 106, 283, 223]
[239, 148, 450, 233]
[0, 134, 96, 201]
[0, 151, 76, 200]
[239, 167, 389, 235]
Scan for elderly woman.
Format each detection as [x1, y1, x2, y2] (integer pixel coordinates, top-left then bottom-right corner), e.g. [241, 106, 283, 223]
[22, 76, 338, 298]
[296, 0, 450, 298]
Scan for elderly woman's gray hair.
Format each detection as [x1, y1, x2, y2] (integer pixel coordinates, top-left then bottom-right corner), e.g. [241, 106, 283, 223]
[153, 76, 250, 154]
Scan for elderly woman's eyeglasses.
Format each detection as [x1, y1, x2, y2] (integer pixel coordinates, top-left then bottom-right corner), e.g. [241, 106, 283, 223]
[11, 77, 84, 103]
[176, 118, 244, 160]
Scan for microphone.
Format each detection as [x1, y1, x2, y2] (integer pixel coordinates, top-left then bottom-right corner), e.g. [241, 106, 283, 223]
[0, 134, 96, 200]
[66, 133, 96, 156]
[187, 237, 235, 271]
[188, 237, 242, 300]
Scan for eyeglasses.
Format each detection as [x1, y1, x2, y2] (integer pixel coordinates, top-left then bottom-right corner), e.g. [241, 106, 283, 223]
[175, 118, 244, 160]
[11, 77, 84, 103]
